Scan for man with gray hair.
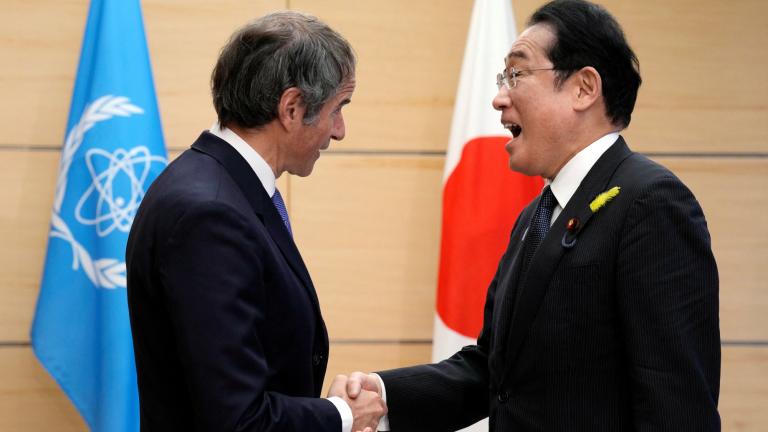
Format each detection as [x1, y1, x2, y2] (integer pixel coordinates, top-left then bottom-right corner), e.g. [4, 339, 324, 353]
[126, 11, 385, 431]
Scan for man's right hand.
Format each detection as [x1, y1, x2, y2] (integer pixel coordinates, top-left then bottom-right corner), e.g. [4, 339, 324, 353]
[345, 372, 382, 399]
[328, 374, 387, 432]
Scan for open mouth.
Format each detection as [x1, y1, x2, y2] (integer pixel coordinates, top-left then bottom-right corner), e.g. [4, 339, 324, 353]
[503, 122, 522, 138]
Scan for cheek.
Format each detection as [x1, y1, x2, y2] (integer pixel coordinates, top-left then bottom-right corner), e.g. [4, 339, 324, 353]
[317, 120, 333, 140]
[525, 98, 561, 135]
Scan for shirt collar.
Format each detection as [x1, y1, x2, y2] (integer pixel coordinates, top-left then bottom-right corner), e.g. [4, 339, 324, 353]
[547, 132, 620, 209]
[209, 122, 277, 197]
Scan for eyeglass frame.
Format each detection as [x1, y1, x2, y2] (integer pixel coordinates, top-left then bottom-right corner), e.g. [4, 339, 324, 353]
[496, 67, 556, 90]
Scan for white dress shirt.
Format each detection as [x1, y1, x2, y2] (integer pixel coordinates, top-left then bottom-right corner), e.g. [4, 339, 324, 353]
[374, 131, 620, 431]
[547, 132, 619, 224]
[208, 123, 354, 432]
[208, 123, 277, 197]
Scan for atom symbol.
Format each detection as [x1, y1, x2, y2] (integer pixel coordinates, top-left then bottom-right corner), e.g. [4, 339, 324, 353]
[75, 146, 166, 237]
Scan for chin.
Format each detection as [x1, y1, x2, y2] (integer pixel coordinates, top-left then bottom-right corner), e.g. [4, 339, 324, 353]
[286, 166, 310, 177]
[299, 165, 317, 177]
[507, 154, 531, 176]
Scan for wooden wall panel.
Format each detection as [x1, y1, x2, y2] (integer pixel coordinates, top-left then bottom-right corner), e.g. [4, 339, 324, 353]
[512, 0, 768, 154]
[721, 347, 768, 431]
[0, 347, 86, 431]
[289, 155, 444, 340]
[656, 158, 768, 341]
[291, 0, 474, 152]
[0, 151, 58, 341]
[0, 1, 87, 148]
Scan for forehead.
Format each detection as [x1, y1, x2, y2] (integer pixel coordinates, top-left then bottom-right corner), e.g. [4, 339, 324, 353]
[322, 78, 356, 110]
[505, 23, 555, 66]
[336, 78, 356, 97]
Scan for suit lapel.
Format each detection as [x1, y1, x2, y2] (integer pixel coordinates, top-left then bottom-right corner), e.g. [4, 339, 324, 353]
[488, 203, 536, 384]
[190, 132, 321, 309]
[499, 137, 633, 383]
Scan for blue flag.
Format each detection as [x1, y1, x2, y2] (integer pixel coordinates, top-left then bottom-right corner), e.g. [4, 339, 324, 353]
[31, 0, 166, 430]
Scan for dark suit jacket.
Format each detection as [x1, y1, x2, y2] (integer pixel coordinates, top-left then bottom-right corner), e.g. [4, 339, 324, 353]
[126, 131, 339, 431]
[379, 138, 720, 431]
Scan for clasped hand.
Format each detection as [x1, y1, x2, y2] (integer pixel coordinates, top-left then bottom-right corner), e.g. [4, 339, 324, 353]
[327, 372, 386, 432]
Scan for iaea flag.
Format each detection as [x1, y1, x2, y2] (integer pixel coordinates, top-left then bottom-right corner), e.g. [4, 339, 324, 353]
[30, 0, 167, 431]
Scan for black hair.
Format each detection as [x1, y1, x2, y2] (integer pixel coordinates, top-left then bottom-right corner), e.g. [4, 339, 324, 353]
[529, 0, 641, 127]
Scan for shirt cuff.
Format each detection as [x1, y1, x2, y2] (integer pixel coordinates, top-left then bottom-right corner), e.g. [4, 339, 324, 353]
[373, 373, 391, 431]
[327, 396, 353, 432]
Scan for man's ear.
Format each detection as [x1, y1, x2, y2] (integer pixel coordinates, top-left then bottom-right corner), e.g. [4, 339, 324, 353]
[572, 66, 602, 112]
[278, 87, 305, 130]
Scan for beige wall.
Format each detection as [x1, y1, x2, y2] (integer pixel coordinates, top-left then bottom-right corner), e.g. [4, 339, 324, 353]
[0, 0, 766, 430]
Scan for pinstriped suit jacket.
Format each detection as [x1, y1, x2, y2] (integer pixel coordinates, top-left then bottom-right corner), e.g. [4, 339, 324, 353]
[379, 137, 720, 431]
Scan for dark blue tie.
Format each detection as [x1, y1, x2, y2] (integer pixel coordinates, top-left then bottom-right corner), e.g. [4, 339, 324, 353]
[271, 188, 292, 236]
[491, 186, 558, 371]
[521, 186, 557, 273]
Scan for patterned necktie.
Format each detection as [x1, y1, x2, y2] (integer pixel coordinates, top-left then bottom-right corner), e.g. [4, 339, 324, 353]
[271, 188, 292, 236]
[491, 186, 557, 371]
[521, 186, 557, 274]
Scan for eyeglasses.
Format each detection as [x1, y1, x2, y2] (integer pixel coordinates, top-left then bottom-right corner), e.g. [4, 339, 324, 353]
[496, 67, 556, 89]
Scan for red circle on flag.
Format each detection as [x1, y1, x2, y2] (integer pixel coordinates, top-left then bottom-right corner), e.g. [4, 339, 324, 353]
[436, 136, 543, 338]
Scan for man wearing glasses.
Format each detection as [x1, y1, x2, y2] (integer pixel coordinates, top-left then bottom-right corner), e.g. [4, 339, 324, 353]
[343, 0, 721, 430]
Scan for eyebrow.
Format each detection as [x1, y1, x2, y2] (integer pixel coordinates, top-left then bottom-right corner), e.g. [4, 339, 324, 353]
[335, 99, 351, 111]
[505, 50, 529, 63]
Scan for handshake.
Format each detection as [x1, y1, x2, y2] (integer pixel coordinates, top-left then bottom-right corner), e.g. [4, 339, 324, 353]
[327, 372, 388, 432]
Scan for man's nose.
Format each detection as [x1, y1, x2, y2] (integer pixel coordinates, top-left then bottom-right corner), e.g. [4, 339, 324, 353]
[331, 115, 346, 141]
[492, 87, 510, 111]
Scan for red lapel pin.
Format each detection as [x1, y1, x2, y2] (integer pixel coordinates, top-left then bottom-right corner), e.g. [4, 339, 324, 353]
[566, 217, 579, 233]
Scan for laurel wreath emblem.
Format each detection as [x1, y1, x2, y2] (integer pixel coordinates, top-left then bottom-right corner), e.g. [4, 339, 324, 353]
[50, 95, 147, 289]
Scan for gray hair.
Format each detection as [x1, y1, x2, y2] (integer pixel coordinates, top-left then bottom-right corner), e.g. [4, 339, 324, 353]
[211, 11, 356, 128]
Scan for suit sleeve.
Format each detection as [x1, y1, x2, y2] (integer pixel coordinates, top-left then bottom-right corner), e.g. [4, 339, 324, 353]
[158, 201, 340, 432]
[377, 217, 526, 432]
[616, 176, 721, 430]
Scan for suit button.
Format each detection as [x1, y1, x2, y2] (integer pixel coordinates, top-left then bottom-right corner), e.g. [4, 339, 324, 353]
[497, 391, 509, 403]
[312, 354, 323, 366]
